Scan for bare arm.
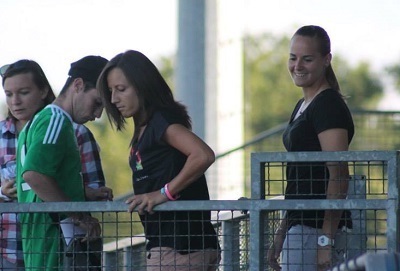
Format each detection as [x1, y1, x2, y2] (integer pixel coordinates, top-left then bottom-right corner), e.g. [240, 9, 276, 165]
[23, 170, 100, 238]
[162, 123, 215, 196]
[318, 128, 350, 237]
[126, 123, 215, 214]
[23, 171, 70, 202]
[315, 128, 350, 270]
[267, 211, 288, 270]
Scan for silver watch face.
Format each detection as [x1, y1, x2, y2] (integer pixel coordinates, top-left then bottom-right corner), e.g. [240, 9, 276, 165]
[318, 235, 333, 246]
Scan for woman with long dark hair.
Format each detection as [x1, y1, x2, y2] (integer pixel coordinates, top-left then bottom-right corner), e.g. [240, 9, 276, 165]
[97, 50, 220, 270]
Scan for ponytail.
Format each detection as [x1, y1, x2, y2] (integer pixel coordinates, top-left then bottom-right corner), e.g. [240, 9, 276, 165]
[326, 65, 340, 92]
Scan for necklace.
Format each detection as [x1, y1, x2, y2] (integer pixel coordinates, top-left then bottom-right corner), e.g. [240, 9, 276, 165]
[295, 87, 329, 119]
[294, 98, 313, 120]
[298, 100, 312, 115]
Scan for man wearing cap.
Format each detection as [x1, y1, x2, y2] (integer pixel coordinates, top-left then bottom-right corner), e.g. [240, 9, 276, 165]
[16, 55, 108, 270]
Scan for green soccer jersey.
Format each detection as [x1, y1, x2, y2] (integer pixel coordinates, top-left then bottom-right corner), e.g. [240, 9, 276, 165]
[16, 104, 85, 270]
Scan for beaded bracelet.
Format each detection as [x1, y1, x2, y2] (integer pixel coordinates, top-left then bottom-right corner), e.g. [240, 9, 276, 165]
[164, 183, 179, 201]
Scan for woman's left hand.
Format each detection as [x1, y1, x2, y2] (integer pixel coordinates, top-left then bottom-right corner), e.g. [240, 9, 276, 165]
[317, 246, 333, 271]
[126, 190, 168, 215]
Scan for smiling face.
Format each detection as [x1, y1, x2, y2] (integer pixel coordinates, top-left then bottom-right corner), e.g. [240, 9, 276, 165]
[107, 67, 140, 118]
[288, 35, 331, 90]
[3, 72, 48, 124]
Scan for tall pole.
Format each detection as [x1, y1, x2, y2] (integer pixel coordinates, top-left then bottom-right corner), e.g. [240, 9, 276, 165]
[177, 0, 244, 199]
[176, 0, 206, 138]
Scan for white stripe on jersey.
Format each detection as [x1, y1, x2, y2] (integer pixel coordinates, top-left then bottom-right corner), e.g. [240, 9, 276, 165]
[43, 107, 65, 144]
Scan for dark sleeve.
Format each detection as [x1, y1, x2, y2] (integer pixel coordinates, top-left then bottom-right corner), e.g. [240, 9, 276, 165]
[310, 93, 352, 135]
[152, 111, 184, 142]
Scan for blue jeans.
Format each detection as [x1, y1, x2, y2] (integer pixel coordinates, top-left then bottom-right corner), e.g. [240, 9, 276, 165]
[280, 224, 361, 271]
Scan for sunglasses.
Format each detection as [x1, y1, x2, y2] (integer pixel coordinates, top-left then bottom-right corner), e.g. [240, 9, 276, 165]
[0, 64, 10, 77]
[0, 60, 45, 78]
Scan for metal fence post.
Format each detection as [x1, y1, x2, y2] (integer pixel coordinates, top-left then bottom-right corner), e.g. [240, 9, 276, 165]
[221, 219, 241, 270]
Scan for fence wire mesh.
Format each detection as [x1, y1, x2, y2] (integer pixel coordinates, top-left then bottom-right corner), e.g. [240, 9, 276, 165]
[0, 151, 396, 270]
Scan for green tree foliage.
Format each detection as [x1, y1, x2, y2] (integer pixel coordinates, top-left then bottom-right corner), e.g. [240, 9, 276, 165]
[243, 33, 300, 140]
[386, 63, 400, 90]
[155, 56, 175, 91]
[333, 58, 383, 110]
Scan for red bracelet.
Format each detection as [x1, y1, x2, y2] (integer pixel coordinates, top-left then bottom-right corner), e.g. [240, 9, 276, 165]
[164, 183, 179, 201]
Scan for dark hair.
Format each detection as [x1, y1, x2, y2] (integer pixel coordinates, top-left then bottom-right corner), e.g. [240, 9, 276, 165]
[97, 50, 191, 142]
[59, 77, 96, 95]
[1, 59, 56, 119]
[59, 55, 108, 95]
[293, 25, 340, 92]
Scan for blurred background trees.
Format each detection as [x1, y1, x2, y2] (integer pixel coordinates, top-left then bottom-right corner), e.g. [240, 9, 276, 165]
[84, 31, 390, 198]
[387, 63, 400, 90]
[242, 32, 384, 142]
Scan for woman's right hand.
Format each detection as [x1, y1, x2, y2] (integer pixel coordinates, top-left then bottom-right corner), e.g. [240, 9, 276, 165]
[126, 190, 169, 215]
[267, 230, 285, 271]
[1, 179, 17, 199]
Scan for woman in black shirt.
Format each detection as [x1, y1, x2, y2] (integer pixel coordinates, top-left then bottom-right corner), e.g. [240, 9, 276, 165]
[267, 26, 354, 271]
[97, 50, 220, 270]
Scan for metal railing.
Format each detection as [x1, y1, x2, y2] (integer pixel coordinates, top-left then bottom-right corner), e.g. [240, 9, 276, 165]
[0, 150, 397, 270]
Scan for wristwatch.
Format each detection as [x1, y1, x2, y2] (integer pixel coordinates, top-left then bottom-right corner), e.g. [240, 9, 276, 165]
[317, 235, 334, 247]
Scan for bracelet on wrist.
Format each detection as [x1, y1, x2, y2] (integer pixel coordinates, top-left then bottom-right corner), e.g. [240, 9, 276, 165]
[160, 187, 167, 198]
[164, 183, 180, 201]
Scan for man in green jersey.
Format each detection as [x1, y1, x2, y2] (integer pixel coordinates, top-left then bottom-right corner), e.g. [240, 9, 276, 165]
[16, 55, 108, 270]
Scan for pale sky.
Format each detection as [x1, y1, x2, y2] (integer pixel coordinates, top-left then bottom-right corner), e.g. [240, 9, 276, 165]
[1, 0, 400, 108]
